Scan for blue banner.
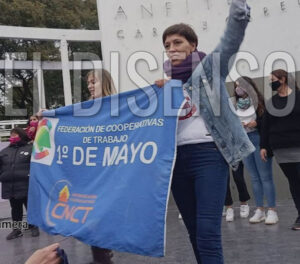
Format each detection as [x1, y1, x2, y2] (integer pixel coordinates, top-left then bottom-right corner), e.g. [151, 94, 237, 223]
[28, 80, 184, 257]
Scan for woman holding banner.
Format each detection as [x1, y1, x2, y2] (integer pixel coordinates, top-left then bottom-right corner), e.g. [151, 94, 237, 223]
[155, 0, 254, 263]
[25, 115, 39, 142]
[35, 69, 116, 263]
[86, 69, 116, 264]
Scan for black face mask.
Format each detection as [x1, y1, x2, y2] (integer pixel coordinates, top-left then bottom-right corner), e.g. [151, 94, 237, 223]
[270, 80, 281, 91]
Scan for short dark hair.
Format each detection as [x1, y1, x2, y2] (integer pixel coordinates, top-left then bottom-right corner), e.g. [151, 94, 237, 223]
[11, 127, 29, 142]
[162, 23, 198, 47]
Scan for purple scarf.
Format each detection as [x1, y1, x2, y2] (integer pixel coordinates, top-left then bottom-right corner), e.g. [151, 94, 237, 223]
[163, 50, 206, 83]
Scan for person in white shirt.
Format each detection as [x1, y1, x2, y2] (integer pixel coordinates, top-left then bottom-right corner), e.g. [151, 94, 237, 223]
[234, 76, 278, 225]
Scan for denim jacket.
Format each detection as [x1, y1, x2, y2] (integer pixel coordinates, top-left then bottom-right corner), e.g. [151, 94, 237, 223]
[184, 0, 255, 170]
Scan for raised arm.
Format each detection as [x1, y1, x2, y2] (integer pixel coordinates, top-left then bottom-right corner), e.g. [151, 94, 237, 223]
[213, 0, 250, 79]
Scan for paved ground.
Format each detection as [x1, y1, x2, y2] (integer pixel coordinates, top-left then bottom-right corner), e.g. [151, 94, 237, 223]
[0, 198, 299, 264]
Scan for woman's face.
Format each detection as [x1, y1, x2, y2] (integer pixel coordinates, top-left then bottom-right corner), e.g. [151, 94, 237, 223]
[270, 74, 279, 83]
[235, 81, 248, 98]
[87, 74, 102, 99]
[269, 74, 285, 85]
[10, 132, 19, 138]
[30, 116, 38, 122]
[164, 34, 196, 66]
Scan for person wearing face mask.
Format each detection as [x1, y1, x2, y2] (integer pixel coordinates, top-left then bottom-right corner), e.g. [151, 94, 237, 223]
[0, 127, 39, 239]
[25, 115, 39, 141]
[260, 69, 300, 230]
[234, 76, 278, 225]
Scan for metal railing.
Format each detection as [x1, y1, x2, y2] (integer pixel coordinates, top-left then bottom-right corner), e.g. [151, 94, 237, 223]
[0, 120, 27, 141]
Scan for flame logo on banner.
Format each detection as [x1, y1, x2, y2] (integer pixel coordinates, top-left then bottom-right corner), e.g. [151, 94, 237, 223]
[59, 185, 70, 203]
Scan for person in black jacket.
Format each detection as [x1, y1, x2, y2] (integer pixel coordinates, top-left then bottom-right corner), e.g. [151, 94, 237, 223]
[260, 69, 300, 230]
[0, 127, 39, 240]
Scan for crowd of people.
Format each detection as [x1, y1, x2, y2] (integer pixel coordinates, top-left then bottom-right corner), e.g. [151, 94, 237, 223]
[223, 70, 300, 231]
[0, 0, 299, 263]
